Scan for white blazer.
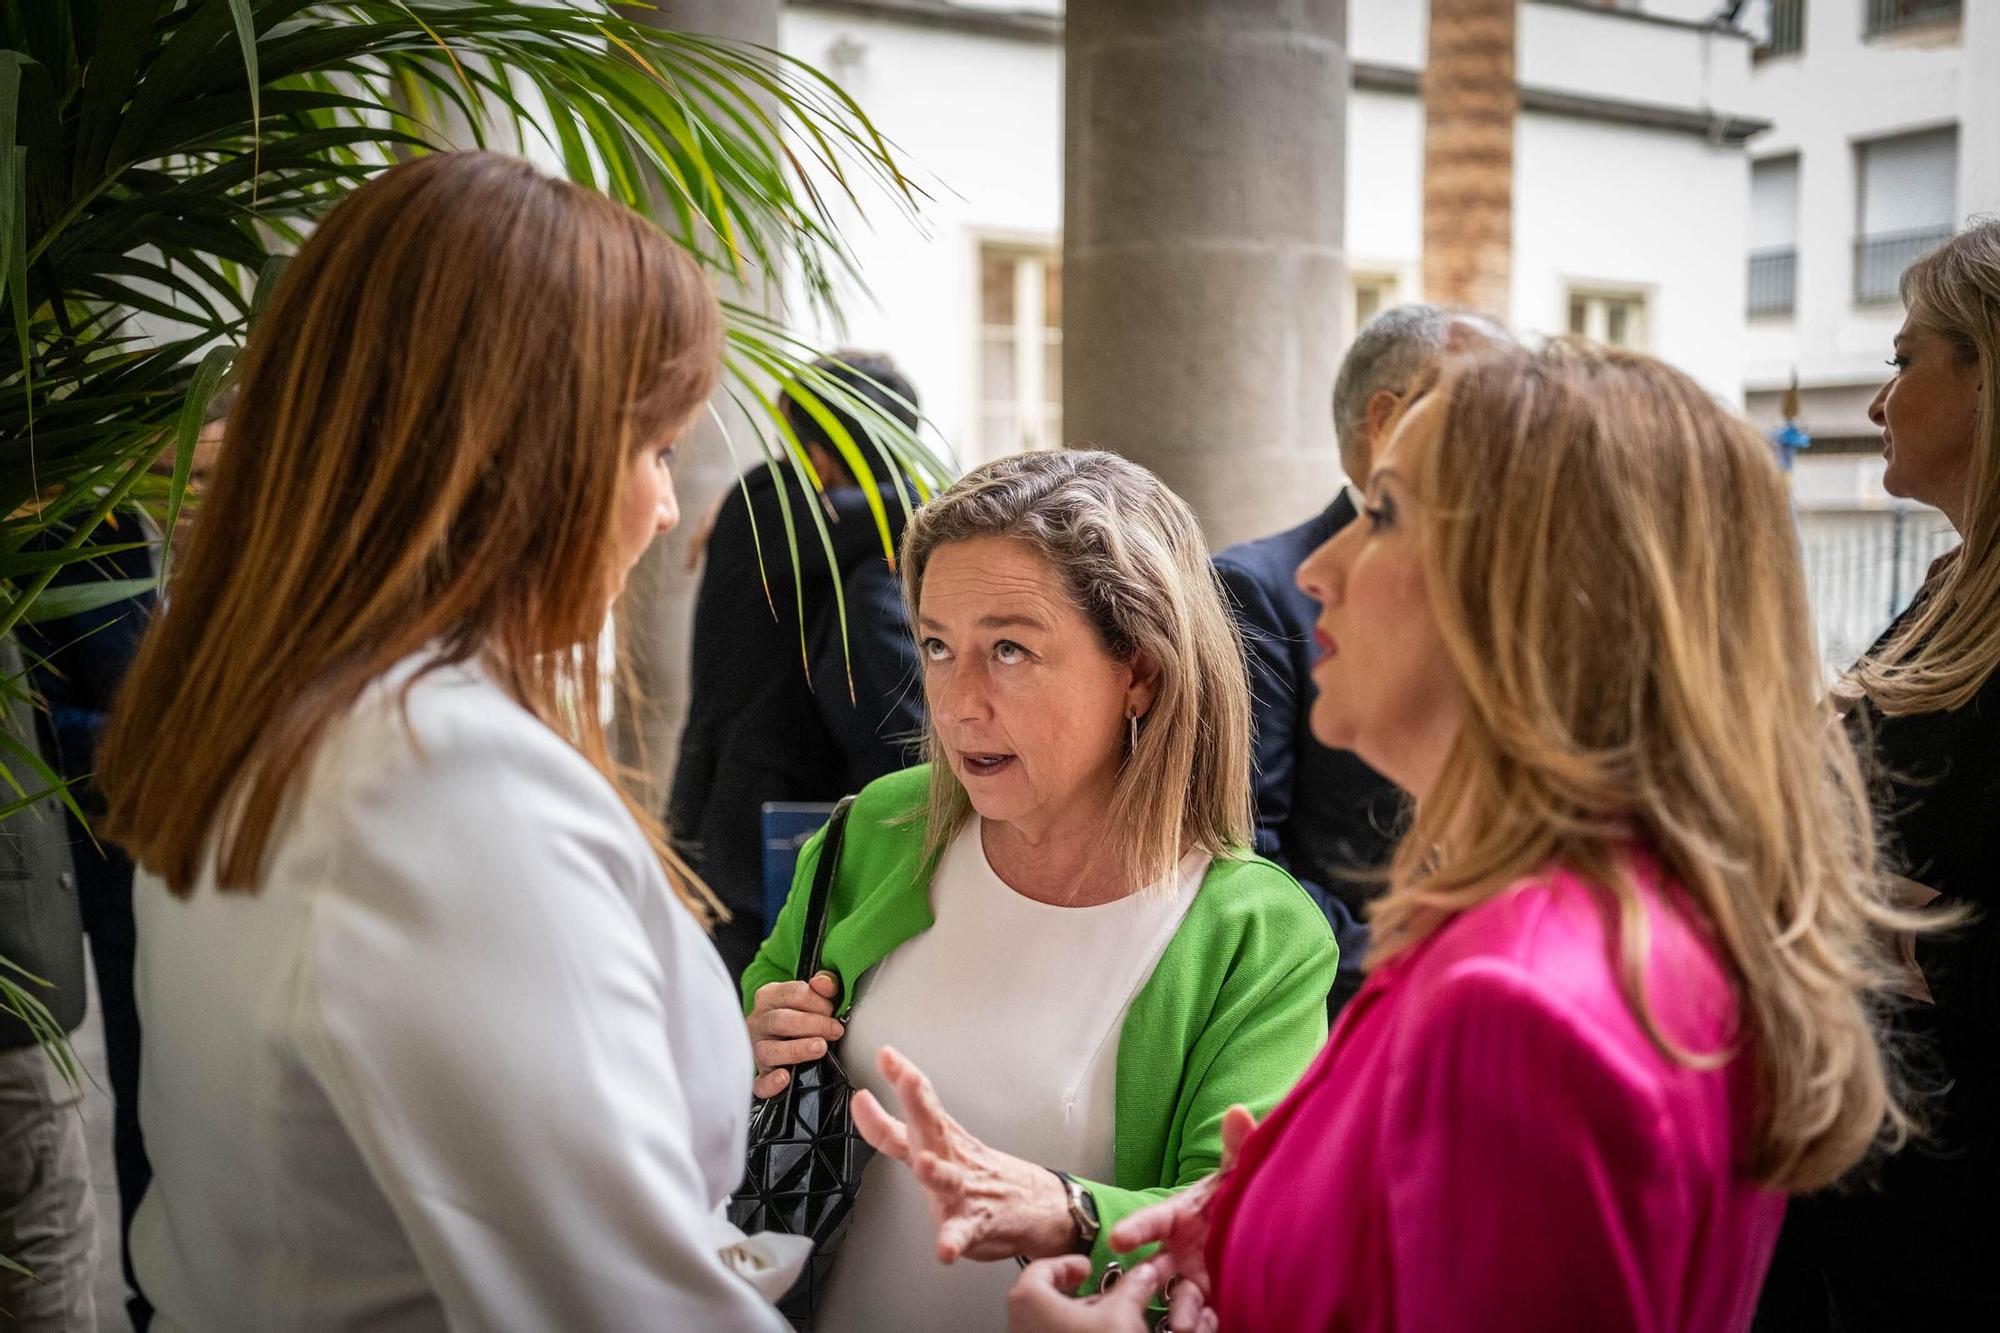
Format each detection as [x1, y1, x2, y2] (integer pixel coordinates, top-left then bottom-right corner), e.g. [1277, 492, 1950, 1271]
[130, 654, 785, 1332]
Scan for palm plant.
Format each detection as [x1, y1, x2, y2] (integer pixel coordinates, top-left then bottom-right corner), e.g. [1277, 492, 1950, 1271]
[0, 0, 950, 1058]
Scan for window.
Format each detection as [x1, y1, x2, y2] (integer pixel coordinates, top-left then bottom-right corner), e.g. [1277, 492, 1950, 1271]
[1748, 154, 1800, 317]
[1567, 289, 1647, 350]
[977, 245, 1062, 462]
[1865, 0, 1961, 39]
[1853, 126, 1957, 302]
[1351, 272, 1399, 333]
[1756, 0, 1805, 58]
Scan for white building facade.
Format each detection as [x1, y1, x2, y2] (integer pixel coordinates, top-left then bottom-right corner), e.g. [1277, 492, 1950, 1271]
[782, 0, 1766, 470]
[1734, 0, 1997, 669]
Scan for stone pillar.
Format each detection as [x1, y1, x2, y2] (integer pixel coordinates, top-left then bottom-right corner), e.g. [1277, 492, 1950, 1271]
[1064, 0, 1348, 549]
[617, 0, 782, 803]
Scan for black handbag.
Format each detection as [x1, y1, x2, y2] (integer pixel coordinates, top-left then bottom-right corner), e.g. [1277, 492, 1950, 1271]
[728, 795, 874, 1329]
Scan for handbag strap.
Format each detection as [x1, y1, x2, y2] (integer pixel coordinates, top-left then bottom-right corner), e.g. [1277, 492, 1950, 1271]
[794, 795, 857, 983]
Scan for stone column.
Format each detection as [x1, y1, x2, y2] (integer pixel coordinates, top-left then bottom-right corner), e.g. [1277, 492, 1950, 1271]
[617, 0, 782, 803]
[1064, 0, 1349, 550]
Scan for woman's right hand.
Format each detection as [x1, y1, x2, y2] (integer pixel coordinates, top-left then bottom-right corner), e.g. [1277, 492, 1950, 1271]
[747, 970, 845, 1098]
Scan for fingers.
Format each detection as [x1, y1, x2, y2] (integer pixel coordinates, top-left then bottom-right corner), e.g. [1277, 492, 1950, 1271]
[1006, 1256, 1092, 1330]
[751, 1068, 790, 1099]
[751, 978, 837, 1019]
[752, 1036, 830, 1072]
[1166, 1274, 1211, 1332]
[878, 1045, 956, 1145]
[1106, 1192, 1182, 1252]
[1013, 1254, 1092, 1294]
[1219, 1104, 1258, 1171]
[913, 1150, 968, 1197]
[851, 1089, 911, 1162]
[752, 1007, 845, 1042]
[1104, 1258, 1171, 1314]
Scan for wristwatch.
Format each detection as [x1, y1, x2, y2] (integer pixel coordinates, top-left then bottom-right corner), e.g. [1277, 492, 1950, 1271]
[1055, 1169, 1101, 1255]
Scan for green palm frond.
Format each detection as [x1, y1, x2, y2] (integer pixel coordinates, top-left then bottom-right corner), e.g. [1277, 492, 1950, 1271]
[0, 0, 954, 1051]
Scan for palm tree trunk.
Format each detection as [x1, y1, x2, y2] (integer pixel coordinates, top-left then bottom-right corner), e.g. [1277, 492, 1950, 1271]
[1422, 0, 1518, 316]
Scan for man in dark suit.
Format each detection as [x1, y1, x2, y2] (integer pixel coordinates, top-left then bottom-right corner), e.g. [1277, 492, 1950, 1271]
[1215, 305, 1508, 1013]
[668, 353, 926, 979]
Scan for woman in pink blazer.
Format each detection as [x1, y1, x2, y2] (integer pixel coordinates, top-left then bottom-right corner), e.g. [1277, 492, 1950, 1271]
[1007, 344, 1926, 1333]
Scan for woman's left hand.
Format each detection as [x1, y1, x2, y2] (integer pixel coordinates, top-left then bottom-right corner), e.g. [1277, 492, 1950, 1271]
[851, 1045, 1077, 1263]
[1008, 1256, 1212, 1333]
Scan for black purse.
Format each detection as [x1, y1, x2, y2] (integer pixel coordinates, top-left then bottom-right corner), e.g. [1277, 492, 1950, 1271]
[728, 795, 874, 1329]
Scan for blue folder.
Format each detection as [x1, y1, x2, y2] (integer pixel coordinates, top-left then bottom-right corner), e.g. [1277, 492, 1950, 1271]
[759, 802, 838, 933]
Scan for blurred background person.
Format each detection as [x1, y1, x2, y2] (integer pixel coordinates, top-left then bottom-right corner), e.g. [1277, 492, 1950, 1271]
[671, 352, 926, 979]
[1213, 304, 1507, 1015]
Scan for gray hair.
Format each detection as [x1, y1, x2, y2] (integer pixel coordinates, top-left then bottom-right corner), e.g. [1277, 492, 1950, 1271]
[1332, 304, 1510, 480]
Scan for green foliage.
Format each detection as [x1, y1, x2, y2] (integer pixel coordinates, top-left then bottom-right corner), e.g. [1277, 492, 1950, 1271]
[0, 0, 952, 1062]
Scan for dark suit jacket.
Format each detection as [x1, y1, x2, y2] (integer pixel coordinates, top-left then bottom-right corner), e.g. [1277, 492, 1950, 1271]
[1214, 493, 1406, 1004]
[667, 461, 924, 979]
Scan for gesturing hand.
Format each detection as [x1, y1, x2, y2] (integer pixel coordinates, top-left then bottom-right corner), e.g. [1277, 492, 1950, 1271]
[1100, 1103, 1258, 1324]
[850, 1045, 1076, 1263]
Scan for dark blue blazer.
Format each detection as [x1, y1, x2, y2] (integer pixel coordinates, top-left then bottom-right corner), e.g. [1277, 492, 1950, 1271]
[1214, 492, 1405, 1000]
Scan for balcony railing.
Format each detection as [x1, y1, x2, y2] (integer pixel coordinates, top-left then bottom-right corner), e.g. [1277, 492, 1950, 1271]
[1866, 0, 1962, 37]
[1853, 226, 1952, 303]
[1759, 0, 1805, 57]
[1747, 246, 1797, 317]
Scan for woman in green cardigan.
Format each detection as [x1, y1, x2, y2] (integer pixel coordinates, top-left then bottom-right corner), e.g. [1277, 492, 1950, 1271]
[742, 450, 1336, 1330]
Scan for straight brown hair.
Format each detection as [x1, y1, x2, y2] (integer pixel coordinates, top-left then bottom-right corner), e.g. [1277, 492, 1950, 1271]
[99, 151, 725, 922]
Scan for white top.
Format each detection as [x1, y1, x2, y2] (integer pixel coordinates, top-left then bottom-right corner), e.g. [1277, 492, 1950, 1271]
[130, 655, 786, 1333]
[816, 820, 1208, 1333]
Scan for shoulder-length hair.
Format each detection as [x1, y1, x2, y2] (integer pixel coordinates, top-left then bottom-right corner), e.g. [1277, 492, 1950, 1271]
[1849, 217, 2000, 715]
[1372, 342, 1923, 1193]
[99, 151, 725, 924]
[898, 450, 1253, 889]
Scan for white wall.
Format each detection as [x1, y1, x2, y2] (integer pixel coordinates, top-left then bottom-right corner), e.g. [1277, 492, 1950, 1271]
[779, 8, 1064, 471]
[777, 0, 1760, 476]
[1737, 4, 1979, 393]
[1513, 113, 1748, 399]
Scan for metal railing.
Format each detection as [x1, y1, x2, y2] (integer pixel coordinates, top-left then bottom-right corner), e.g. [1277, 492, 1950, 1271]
[1760, 0, 1805, 56]
[1747, 245, 1797, 317]
[1798, 507, 1958, 678]
[1866, 0, 1962, 37]
[1853, 225, 1952, 303]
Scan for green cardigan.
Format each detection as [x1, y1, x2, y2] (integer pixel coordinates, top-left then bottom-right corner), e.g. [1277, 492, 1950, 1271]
[740, 765, 1337, 1279]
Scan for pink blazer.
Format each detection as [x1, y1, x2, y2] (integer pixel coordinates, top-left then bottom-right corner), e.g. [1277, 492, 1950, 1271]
[1208, 857, 1784, 1332]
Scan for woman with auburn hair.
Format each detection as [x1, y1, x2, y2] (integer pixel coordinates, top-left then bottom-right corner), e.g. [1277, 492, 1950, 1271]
[739, 450, 1335, 1330]
[97, 152, 786, 1331]
[1759, 219, 2000, 1329]
[1009, 344, 1921, 1333]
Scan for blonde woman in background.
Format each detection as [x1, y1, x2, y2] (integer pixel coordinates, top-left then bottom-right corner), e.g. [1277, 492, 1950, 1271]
[1012, 343, 1926, 1333]
[1759, 219, 2000, 1330]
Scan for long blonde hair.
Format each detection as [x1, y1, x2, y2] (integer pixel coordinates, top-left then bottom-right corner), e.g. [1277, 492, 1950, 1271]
[898, 450, 1253, 889]
[100, 152, 726, 924]
[1849, 218, 2000, 715]
[1370, 343, 1919, 1191]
